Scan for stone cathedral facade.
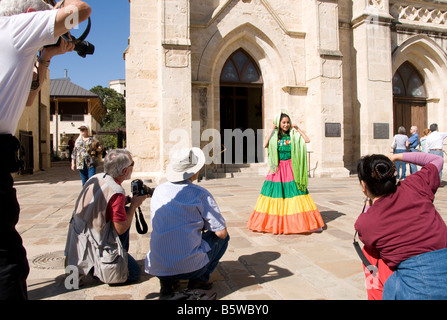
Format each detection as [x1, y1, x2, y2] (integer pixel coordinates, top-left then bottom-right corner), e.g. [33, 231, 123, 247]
[125, 0, 447, 182]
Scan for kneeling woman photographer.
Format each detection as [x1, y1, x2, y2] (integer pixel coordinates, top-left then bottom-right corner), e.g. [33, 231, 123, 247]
[355, 152, 447, 299]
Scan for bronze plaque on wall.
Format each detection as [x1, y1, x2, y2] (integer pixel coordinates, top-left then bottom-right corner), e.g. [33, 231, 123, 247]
[374, 123, 389, 139]
[325, 123, 341, 137]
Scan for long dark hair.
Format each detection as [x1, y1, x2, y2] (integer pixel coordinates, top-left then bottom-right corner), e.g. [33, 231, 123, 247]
[278, 113, 291, 140]
[357, 154, 397, 197]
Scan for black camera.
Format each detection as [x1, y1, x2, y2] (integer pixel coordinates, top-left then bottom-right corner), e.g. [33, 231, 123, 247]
[131, 179, 154, 197]
[130, 179, 152, 235]
[42, 0, 94, 58]
[44, 19, 94, 58]
[70, 37, 95, 58]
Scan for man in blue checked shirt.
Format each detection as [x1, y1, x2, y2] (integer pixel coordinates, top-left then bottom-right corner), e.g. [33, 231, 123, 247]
[145, 147, 229, 296]
[406, 126, 419, 174]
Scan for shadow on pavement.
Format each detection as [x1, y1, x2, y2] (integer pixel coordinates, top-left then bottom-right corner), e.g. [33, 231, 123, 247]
[320, 210, 346, 225]
[14, 162, 104, 186]
[145, 251, 293, 300]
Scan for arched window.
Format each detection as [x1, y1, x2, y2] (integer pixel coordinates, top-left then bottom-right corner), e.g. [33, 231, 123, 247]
[220, 49, 262, 84]
[393, 62, 426, 98]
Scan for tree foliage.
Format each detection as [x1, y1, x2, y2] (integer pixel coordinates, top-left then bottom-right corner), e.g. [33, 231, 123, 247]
[90, 85, 126, 150]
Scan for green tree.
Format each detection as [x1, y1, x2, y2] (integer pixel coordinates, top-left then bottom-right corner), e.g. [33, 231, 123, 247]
[90, 85, 126, 150]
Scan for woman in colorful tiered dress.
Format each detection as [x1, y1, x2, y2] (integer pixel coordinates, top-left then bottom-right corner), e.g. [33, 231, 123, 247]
[247, 111, 325, 234]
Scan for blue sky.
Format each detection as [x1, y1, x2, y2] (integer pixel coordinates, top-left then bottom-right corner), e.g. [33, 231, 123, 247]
[49, 1, 130, 91]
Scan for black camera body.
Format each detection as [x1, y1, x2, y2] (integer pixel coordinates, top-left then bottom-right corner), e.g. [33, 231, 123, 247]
[130, 179, 152, 235]
[131, 179, 154, 197]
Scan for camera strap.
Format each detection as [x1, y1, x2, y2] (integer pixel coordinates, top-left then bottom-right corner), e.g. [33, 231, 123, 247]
[134, 207, 148, 234]
[353, 200, 379, 273]
[61, 17, 92, 45]
[353, 231, 377, 273]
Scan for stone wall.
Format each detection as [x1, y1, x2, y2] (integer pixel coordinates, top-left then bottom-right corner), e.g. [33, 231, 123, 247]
[126, 0, 447, 181]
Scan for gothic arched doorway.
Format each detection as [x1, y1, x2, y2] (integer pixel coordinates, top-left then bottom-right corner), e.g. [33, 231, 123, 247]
[220, 49, 263, 164]
[393, 62, 427, 137]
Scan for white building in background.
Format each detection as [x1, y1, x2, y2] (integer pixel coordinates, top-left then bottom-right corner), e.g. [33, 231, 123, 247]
[109, 79, 126, 96]
[50, 78, 105, 159]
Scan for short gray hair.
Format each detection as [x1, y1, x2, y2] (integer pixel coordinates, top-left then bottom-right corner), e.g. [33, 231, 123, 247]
[430, 123, 438, 132]
[104, 149, 133, 178]
[0, 0, 53, 16]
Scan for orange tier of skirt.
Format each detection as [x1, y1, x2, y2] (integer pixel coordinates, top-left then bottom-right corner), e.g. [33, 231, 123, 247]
[247, 159, 325, 234]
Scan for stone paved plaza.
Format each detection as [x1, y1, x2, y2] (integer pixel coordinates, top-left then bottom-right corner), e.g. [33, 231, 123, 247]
[14, 162, 447, 300]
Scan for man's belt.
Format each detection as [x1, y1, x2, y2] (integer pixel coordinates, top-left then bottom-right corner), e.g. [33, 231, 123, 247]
[430, 149, 443, 151]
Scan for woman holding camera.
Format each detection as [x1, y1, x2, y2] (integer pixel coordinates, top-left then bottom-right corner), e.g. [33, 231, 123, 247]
[355, 151, 447, 299]
[71, 123, 101, 186]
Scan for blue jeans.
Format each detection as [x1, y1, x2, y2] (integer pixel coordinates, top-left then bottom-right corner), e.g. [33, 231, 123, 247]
[409, 148, 419, 174]
[158, 231, 230, 283]
[79, 161, 96, 186]
[119, 229, 141, 283]
[394, 149, 407, 179]
[383, 248, 447, 300]
[429, 150, 444, 181]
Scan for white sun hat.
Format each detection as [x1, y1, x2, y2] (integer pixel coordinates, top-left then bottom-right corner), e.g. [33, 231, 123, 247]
[166, 147, 205, 182]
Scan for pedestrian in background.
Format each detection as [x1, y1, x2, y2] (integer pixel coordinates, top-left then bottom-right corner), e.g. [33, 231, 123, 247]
[71, 123, 102, 186]
[419, 128, 431, 153]
[406, 125, 419, 174]
[391, 126, 408, 180]
[426, 123, 447, 182]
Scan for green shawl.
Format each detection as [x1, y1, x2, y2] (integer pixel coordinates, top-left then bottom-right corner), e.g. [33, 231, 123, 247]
[267, 111, 308, 192]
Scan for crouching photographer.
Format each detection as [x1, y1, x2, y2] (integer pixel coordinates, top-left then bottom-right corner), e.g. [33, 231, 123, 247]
[65, 149, 150, 285]
[0, 0, 91, 300]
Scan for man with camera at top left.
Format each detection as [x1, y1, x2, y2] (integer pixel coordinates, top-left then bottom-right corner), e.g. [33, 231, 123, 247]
[0, 0, 91, 299]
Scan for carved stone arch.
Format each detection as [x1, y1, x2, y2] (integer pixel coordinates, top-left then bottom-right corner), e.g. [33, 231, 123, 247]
[392, 34, 447, 133]
[197, 22, 295, 87]
[392, 34, 447, 100]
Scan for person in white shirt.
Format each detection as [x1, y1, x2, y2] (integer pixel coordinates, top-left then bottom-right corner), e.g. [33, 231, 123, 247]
[426, 123, 447, 181]
[146, 148, 229, 296]
[0, 0, 91, 300]
[419, 128, 431, 153]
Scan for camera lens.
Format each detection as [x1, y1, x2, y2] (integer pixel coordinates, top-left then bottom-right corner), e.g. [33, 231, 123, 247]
[74, 41, 95, 58]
